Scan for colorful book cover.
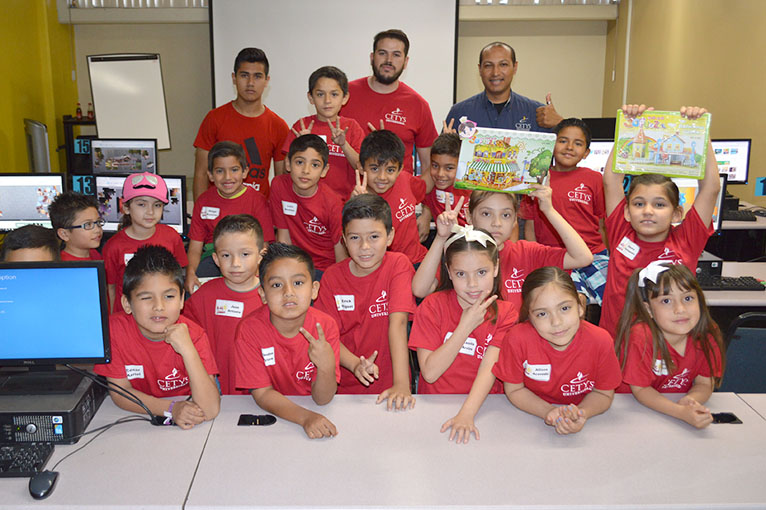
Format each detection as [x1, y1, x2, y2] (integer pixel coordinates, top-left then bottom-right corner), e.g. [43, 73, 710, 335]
[455, 127, 556, 194]
[613, 110, 711, 179]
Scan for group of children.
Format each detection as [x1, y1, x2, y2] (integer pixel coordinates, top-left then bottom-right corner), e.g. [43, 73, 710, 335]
[0, 95, 726, 439]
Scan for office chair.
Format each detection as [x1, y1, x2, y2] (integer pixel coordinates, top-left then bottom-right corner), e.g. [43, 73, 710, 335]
[717, 312, 766, 393]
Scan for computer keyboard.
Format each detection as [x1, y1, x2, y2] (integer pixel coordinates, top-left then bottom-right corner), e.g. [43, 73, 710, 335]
[0, 443, 54, 478]
[697, 274, 765, 291]
[722, 209, 757, 222]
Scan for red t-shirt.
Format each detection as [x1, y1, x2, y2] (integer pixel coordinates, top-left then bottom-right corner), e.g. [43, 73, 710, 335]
[281, 115, 365, 200]
[621, 323, 722, 393]
[194, 102, 289, 197]
[493, 320, 622, 405]
[498, 240, 567, 310]
[314, 253, 416, 394]
[183, 277, 265, 395]
[521, 167, 606, 253]
[422, 186, 472, 226]
[188, 186, 275, 244]
[234, 306, 341, 395]
[268, 174, 343, 271]
[60, 249, 102, 261]
[103, 224, 188, 313]
[94, 313, 218, 398]
[600, 199, 713, 336]
[409, 290, 517, 394]
[379, 173, 427, 265]
[342, 78, 438, 175]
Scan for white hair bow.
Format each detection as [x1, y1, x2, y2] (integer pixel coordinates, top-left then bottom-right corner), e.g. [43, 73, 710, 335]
[637, 260, 671, 288]
[444, 224, 497, 250]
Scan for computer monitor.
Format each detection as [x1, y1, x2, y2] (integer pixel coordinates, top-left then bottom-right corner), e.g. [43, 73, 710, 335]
[671, 175, 727, 232]
[579, 140, 614, 174]
[0, 261, 110, 394]
[711, 139, 750, 185]
[91, 138, 157, 174]
[582, 118, 616, 140]
[89, 174, 187, 234]
[0, 173, 64, 231]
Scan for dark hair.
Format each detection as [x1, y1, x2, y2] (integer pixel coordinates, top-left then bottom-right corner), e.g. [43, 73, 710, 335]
[342, 194, 392, 233]
[122, 245, 184, 299]
[436, 227, 501, 323]
[213, 214, 264, 249]
[208, 141, 248, 174]
[554, 118, 592, 149]
[0, 225, 60, 261]
[373, 29, 410, 56]
[359, 130, 405, 168]
[479, 41, 516, 65]
[308, 66, 349, 95]
[258, 242, 315, 283]
[430, 132, 461, 159]
[519, 266, 579, 323]
[467, 190, 518, 216]
[615, 264, 725, 388]
[626, 174, 680, 209]
[49, 191, 100, 234]
[288, 134, 329, 167]
[234, 47, 269, 75]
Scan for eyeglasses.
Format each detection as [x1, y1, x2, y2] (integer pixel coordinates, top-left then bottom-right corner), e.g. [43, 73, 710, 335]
[67, 219, 105, 231]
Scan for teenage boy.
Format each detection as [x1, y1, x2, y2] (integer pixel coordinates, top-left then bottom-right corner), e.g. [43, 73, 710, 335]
[186, 141, 275, 293]
[315, 194, 416, 410]
[235, 243, 341, 439]
[342, 29, 438, 187]
[184, 214, 265, 395]
[94, 245, 220, 430]
[49, 191, 104, 261]
[193, 47, 290, 199]
[269, 134, 346, 278]
[0, 225, 60, 262]
[281, 66, 365, 199]
[353, 130, 427, 266]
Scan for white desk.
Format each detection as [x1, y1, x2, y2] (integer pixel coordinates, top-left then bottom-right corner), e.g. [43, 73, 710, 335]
[186, 393, 766, 509]
[703, 262, 766, 306]
[1, 398, 213, 510]
[738, 393, 766, 421]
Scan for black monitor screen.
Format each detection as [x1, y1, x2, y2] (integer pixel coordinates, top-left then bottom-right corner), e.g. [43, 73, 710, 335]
[91, 138, 157, 174]
[0, 174, 64, 231]
[0, 262, 110, 366]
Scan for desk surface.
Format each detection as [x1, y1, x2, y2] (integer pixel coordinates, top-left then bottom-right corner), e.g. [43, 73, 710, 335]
[738, 393, 766, 421]
[186, 393, 766, 510]
[703, 262, 766, 306]
[721, 201, 766, 230]
[1, 398, 212, 510]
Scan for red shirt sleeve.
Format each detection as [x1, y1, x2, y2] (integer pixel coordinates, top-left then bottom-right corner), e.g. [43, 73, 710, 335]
[193, 110, 219, 151]
[188, 200, 206, 243]
[270, 113, 290, 162]
[387, 256, 416, 314]
[408, 294, 444, 351]
[408, 174, 427, 204]
[346, 118, 365, 152]
[621, 325, 656, 388]
[234, 315, 273, 390]
[492, 323, 526, 384]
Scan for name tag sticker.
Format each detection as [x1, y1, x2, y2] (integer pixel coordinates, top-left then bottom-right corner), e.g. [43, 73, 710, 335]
[125, 365, 144, 380]
[616, 236, 640, 260]
[443, 332, 478, 356]
[215, 299, 244, 318]
[523, 361, 551, 381]
[334, 295, 355, 311]
[262, 347, 276, 367]
[282, 201, 298, 216]
[653, 359, 669, 376]
[201, 206, 220, 220]
[124, 253, 135, 265]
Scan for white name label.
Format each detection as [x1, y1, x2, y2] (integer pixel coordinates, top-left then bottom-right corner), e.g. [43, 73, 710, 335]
[124, 253, 135, 265]
[334, 294, 355, 311]
[262, 347, 276, 367]
[616, 236, 640, 260]
[523, 361, 552, 381]
[125, 365, 144, 380]
[282, 201, 298, 216]
[201, 206, 220, 220]
[444, 332, 477, 357]
[215, 299, 244, 318]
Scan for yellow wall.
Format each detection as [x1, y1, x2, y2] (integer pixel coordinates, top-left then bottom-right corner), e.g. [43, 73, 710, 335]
[603, 0, 766, 206]
[0, 0, 77, 174]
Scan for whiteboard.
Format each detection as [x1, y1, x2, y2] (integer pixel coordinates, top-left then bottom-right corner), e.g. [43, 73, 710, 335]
[210, 0, 457, 132]
[87, 54, 171, 150]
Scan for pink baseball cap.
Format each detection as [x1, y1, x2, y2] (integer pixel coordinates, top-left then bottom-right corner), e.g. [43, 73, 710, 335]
[122, 172, 169, 204]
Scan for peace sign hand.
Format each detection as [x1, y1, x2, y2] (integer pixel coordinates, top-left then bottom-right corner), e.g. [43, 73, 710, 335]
[367, 119, 386, 132]
[351, 167, 369, 197]
[328, 119, 349, 146]
[458, 290, 498, 333]
[291, 118, 315, 137]
[435, 195, 464, 240]
[300, 323, 335, 370]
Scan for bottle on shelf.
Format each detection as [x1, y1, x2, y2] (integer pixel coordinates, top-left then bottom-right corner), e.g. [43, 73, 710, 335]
[75, 102, 82, 120]
[87, 102, 94, 120]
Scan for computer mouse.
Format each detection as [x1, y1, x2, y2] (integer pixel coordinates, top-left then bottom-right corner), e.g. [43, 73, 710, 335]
[28, 470, 59, 500]
[753, 209, 766, 217]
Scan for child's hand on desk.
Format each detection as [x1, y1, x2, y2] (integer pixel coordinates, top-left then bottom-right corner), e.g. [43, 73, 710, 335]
[441, 412, 480, 443]
[301, 411, 337, 439]
[351, 168, 369, 197]
[328, 119, 349, 146]
[376, 384, 416, 411]
[353, 350, 380, 387]
[553, 404, 586, 435]
[677, 398, 713, 429]
[291, 118, 315, 137]
[172, 400, 205, 430]
[301, 324, 335, 371]
[164, 323, 194, 357]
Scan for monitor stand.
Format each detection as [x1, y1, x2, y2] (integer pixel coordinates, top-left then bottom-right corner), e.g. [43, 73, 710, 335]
[0, 369, 84, 395]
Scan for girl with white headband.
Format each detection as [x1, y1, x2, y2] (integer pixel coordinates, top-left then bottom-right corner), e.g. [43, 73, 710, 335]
[615, 261, 725, 428]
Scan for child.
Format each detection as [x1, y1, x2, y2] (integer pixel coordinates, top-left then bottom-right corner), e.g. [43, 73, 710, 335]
[521, 118, 608, 306]
[269, 134, 346, 278]
[412, 188, 592, 311]
[282, 66, 365, 199]
[353, 129, 427, 266]
[314, 194, 416, 410]
[103, 173, 188, 313]
[184, 214, 266, 395]
[599, 105, 720, 336]
[493, 267, 622, 435]
[0, 224, 60, 262]
[94, 245, 220, 430]
[234, 243, 341, 439]
[419, 132, 471, 229]
[49, 191, 104, 261]
[186, 141, 275, 293]
[409, 224, 517, 395]
[616, 262, 724, 428]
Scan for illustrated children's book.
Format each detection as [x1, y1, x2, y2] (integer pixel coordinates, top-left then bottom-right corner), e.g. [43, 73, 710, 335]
[613, 110, 711, 179]
[455, 126, 555, 194]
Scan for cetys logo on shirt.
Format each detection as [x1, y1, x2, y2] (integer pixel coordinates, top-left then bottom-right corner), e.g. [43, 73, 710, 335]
[656, 247, 683, 265]
[515, 116, 532, 130]
[304, 216, 328, 235]
[395, 198, 415, 222]
[661, 368, 691, 391]
[567, 183, 592, 205]
[385, 108, 407, 126]
[504, 268, 525, 293]
[560, 371, 595, 397]
[157, 368, 189, 392]
[369, 290, 389, 318]
[296, 361, 316, 382]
